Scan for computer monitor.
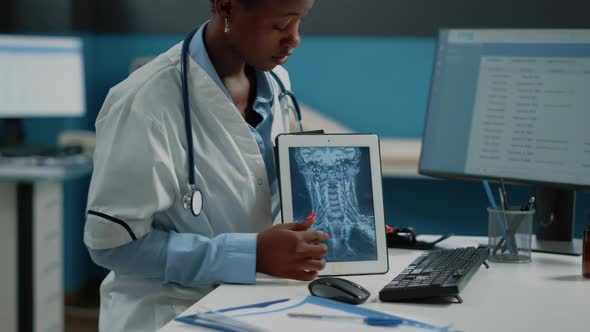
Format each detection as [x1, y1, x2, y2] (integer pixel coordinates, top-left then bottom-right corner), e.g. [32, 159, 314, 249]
[419, 29, 590, 248]
[0, 35, 85, 145]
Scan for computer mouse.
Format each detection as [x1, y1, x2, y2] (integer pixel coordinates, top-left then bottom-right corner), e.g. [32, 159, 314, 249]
[308, 277, 370, 305]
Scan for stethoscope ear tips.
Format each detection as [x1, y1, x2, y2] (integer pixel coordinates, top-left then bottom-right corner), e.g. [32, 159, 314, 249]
[183, 189, 203, 216]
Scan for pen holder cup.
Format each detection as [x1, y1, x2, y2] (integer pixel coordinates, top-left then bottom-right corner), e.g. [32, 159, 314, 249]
[487, 208, 534, 263]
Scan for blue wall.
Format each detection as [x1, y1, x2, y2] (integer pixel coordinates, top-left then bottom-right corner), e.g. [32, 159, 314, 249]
[286, 37, 436, 138]
[10, 34, 589, 292]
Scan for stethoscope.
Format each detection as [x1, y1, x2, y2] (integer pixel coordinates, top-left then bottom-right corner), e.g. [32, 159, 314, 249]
[180, 27, 304, 216]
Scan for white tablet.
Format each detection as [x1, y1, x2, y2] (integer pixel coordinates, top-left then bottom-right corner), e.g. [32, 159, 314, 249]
[275, 134, 389, 276]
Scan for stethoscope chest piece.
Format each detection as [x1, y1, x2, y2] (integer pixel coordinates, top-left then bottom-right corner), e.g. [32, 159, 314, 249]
[183, 188, 203, 216]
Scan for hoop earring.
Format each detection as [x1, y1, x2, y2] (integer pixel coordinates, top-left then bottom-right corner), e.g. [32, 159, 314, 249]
[224, 17, 231, 33]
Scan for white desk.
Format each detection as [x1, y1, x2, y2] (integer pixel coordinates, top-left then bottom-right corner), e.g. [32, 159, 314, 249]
[160, 236, 589, 332]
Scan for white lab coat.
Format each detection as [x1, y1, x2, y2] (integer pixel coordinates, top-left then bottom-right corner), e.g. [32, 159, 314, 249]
[84, 41, 293, 331]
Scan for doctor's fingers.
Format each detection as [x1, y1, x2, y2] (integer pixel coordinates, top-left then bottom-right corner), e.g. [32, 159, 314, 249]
[297, 258, 326, 272]
[294, 242, 328, 258]
[300, 230, 328, 243]
[291, 269, 319, 282]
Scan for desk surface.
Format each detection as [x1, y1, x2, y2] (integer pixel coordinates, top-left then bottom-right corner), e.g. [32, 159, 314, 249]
[160, 236, 589, 332]
[0, 156, 92, 181]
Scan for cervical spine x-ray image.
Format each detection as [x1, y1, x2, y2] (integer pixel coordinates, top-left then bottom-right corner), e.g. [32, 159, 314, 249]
[289, 146, 377, 262]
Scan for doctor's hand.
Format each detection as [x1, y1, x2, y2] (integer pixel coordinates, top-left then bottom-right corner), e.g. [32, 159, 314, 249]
[256, 214, 328, 281]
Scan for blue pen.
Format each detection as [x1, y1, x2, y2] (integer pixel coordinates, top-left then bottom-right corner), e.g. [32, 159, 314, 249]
[288, 313, 403, 326]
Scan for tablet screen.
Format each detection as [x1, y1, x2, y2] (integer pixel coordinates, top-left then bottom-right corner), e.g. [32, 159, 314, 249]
[289, 146, 377, 262]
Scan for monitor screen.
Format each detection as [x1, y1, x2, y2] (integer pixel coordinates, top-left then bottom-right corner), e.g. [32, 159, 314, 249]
[0, 35, 85, 117]
[420, 29, 590, 189]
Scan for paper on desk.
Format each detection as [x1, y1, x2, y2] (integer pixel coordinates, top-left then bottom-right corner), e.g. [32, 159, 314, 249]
[177, 296, 449, 332]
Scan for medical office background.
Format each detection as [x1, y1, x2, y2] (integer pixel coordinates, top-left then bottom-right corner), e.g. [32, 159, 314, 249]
[2, 0, 590, 315]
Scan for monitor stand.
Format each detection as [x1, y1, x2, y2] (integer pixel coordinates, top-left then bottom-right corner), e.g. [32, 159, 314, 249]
[1, 118, 25, 145]
[533, 187, 582, 256]
[532, 236, 583, 256]
[1, 118, 56, 157]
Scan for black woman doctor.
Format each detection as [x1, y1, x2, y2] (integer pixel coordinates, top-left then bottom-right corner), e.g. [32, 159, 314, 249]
[83, 1, 327, 331]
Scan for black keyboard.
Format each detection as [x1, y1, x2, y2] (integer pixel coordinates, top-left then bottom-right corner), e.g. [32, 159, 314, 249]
[0, 145, 82, 158]
[379, 247, 489, 303]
